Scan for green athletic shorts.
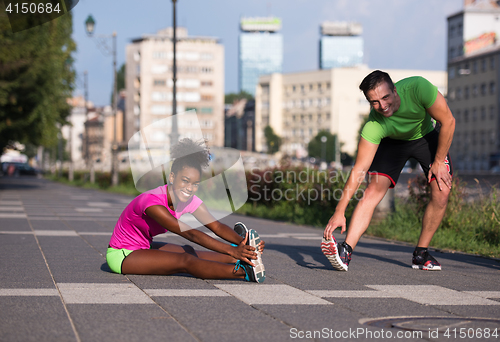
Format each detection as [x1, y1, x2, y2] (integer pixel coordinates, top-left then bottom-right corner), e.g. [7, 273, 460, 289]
[106, 247, 134, 274]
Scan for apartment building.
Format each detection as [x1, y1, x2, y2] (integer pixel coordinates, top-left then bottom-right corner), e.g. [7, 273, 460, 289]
[256, 66, 447, 158]
[447, 0, 500, 170]
[125, 27, 224, 149]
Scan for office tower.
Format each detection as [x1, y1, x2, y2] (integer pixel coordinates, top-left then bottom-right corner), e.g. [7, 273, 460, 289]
[319, 21, 363, 69]
[239, 17, 283, 96]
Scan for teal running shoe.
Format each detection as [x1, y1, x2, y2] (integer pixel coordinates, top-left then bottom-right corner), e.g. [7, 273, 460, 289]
[233, 260, 264, 283]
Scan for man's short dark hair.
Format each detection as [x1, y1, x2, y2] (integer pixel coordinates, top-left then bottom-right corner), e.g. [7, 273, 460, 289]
[359, 70, 395, 95]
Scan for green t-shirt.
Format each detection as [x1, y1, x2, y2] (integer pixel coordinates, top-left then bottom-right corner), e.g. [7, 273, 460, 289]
[361, 76, 438, 144]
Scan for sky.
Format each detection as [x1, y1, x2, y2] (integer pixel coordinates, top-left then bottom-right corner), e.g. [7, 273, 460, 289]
[71, 0, 464, 106]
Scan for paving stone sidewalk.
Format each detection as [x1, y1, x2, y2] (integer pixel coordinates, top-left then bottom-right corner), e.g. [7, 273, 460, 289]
[1, 176, 499, 342]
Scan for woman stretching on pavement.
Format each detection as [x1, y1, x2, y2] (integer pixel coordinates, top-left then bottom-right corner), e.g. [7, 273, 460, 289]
[106, 138, 265, 282]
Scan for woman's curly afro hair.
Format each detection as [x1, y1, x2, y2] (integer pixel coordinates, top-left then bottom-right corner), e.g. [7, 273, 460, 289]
[170, 138, 210, 176]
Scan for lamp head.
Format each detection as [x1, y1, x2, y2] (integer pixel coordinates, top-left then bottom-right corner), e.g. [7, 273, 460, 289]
[85, 15, 95, 36]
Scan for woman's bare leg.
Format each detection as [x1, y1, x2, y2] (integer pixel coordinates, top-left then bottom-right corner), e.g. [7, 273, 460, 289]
[150, 242, 237, 263]
[121, 249, 245, 279]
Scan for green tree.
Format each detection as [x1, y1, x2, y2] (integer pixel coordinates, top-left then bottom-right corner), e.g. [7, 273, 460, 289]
[224, 90, 254, 104]
[308, 130, 339, 163]
[264, 125, 281, 154]
[111, 63, 125, 104]
[0, 8, 76, 152]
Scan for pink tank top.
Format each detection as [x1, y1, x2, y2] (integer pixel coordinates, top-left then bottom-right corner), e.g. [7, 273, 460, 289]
[109, 185, 202, 250]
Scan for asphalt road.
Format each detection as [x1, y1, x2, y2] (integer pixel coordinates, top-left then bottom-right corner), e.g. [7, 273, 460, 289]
[0, 176, 499, 342]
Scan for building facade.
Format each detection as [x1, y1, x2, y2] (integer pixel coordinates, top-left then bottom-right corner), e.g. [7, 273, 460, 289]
[319, 22, 363, 70]
[125, 27, 224, 148]
[224, 99, 255, 151]
[447, 0, 500, 171]
[239, 17, 283, 96]
[255, 66, 447, 158]
[62, 96, 88, 170]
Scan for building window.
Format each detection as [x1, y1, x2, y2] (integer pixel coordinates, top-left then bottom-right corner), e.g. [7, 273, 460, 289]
[456, 87, 462, 100]
[201, 81, 213, 87]
[309, 84, 313, 91]
[152, 51, 167, 59]
[202, 133, 213, 141]
[449, 47, 455, 59]
[449, 25, 455, 37]
[151, 105, 168, 115]
[154, 79, 166, 86]
[152, 92, 168, 102]
[449, 88, 455, 101]
[455, 109, 461, 123]
[200, 120, 213, 128]
[480, 83, 487, 96]
[292, 85, 296, 92]
[472, 108, 477, 121]
[200, 53, 214, 61]
[472, 60, 478, 74]
[464, 86, 469, 99]
[472, 84, 478, 97]
[491, 56, 495, 70]
[490, 82, 496, 95]
[185, 107, 197, 112]
[318, 83, 322, 91]
[201, 94, 213, 101]
[481, 107, 486, 120]
[481, 58, 487, 72]
[201, 67, 213, 73]
[200, 107, 212, 114]
[490, 106, 496, 120]
[464, 109, 469, 122]
[449, 67, 455, 79]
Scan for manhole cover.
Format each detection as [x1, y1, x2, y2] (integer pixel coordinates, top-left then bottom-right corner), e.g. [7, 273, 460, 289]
[361, 316, 500, 338]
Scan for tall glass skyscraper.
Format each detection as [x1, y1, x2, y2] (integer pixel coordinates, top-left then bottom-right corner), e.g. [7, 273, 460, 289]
[319, 22, 364, 69]
[239, 17, 283, 96]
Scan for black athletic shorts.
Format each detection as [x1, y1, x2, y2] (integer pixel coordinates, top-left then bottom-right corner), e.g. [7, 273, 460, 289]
[368, 129, 453, 188]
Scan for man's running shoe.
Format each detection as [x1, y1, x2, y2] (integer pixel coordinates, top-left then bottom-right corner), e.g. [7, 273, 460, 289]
[234, 222, 249, 240]
[233, 260, 264, 283]
[321, 236, 352, 271]
[412, 249, 441, 271]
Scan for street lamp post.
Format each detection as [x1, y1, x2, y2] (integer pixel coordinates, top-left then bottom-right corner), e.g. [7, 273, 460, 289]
[85, 15, 119, 186]
[170, 0, 179, 146]
[321, 135, 327, 163]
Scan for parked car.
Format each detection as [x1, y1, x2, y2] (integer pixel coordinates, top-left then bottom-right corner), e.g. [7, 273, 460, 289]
[1, 162, 38, 176]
